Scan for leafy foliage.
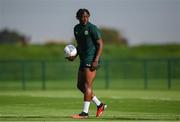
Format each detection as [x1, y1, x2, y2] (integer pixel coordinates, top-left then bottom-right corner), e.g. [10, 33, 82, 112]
[100, 27, 128, 45]
[0, 29, 29, 45]
[0, 44, 180, 60]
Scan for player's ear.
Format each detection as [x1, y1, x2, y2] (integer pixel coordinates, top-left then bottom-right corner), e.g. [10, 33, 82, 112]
[76, 16, 79, 20]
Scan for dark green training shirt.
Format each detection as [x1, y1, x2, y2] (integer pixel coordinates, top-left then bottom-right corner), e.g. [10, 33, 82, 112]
[74, 22, 102, 64]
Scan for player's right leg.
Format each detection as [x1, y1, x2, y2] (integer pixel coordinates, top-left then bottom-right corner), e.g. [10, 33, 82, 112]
[72, 67, 95, 119]
[72, 68, 89, 119]
[73, 66, 106, 118]
[77, 68, 85, 93]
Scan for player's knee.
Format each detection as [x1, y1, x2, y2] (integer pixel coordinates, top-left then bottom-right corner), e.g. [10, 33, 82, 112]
[85, 88, 92, 97]
[85, 84, 92, 94]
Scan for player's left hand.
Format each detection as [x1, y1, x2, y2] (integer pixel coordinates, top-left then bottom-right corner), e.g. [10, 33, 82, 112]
[91, 61, 99, 71]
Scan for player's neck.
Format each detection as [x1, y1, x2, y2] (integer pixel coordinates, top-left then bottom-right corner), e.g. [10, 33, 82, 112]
[80, 21, 89, 26]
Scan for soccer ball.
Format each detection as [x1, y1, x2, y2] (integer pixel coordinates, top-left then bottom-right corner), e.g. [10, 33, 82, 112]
[64, 44, 77, 58]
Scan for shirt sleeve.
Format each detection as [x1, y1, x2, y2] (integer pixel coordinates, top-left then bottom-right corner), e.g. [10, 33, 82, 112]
[74, 26, 77, 40]
[90, 25, 102, 41]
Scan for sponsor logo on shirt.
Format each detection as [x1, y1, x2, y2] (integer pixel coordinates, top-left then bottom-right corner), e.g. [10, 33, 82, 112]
[84, 30, 89, 35]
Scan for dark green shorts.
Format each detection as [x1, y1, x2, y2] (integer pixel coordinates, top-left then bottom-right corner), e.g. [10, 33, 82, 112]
[79, 60, 101, 71]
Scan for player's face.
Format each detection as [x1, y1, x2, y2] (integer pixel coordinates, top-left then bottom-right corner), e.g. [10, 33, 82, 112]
[79, 12, 89, 25]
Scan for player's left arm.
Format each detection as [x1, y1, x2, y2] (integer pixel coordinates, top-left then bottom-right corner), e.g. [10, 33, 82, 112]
[91, 39, 103, 70]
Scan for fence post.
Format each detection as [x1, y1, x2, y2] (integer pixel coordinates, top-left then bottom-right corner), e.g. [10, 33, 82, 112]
[0, 62, 1, 81]
[167, 60, 171, 89]
[41, 61, 46, 90]
[22, 61, 26, 90]
[123, 60, 127, 79]
[104, 59, 109, 89]
[143, 60, 148, 89]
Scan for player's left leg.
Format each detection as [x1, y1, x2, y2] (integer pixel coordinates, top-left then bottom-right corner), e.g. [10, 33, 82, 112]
[83, 68, 107, 118]
[86, 70, 107, 118]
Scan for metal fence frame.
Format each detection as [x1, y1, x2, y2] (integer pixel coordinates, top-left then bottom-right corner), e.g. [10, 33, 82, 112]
[0, 58, 179, 90]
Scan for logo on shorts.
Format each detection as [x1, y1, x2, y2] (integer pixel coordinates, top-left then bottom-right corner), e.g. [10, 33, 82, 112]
[84, 30, 88, 35]
[85, 64, 91, 67]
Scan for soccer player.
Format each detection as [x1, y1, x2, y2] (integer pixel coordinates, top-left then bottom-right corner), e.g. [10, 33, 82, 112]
[66, 8, 107, 119]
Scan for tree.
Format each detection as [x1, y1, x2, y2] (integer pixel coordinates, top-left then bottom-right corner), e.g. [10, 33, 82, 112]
[100, 27, 128, 45]
[0, 29, 30, 45]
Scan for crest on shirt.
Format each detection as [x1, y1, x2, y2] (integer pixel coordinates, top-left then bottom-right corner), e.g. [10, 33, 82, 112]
[84, 30, 89, 35]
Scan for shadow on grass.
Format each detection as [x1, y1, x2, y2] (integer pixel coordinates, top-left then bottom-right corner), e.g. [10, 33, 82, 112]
[0, 115, 179, 121]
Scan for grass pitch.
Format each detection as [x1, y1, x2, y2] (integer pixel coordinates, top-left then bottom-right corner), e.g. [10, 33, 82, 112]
[0, 90, 180, 122]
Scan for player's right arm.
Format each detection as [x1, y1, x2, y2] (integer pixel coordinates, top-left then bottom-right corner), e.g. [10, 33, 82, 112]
[66, 26, 79, 62]
[66, 55, 77, 61]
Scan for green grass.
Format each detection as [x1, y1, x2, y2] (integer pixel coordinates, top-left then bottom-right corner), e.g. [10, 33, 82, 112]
[0, 90, 180, 121]
[0, 79, 180, 90]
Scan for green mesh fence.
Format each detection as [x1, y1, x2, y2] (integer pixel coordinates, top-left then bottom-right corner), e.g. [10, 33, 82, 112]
[0, 59, 179, 90]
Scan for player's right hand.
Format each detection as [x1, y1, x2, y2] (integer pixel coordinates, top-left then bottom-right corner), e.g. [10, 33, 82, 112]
[65, 56, 76, 61]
